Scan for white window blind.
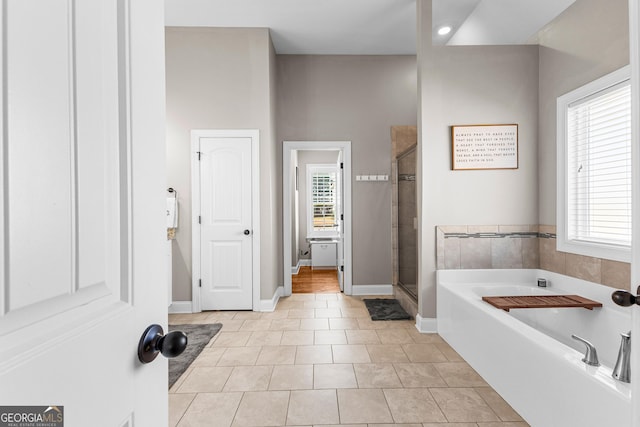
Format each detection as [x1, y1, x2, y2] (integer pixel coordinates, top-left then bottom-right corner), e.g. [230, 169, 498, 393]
[565, 75, 632, 251]
[312, 171, 337, 230]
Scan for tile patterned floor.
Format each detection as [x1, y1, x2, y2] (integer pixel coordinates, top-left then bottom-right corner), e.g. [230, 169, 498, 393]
[169, 293, 529, 427]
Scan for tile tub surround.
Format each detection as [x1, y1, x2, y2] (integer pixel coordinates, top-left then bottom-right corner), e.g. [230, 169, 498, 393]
[436, 225, 631, 291]
[169, 292, 528, 427]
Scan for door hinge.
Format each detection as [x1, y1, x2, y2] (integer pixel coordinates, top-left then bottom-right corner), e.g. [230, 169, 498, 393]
[340, 162, 343, 169]
[340, 214, 344, 221]
[340, 265, 344, 272]
[197, 151, 202, 160]
[198, 215, 201, 224]
[199, 279, 202, 287]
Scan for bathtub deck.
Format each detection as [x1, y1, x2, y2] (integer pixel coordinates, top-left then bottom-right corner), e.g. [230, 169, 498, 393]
[482, 294, 603, 311]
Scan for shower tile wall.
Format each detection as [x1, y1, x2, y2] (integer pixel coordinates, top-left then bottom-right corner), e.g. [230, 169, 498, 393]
[436, 224, 631, 291]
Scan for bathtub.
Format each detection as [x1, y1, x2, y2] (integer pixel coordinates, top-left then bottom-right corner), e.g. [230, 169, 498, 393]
[437, 269, 631, 427]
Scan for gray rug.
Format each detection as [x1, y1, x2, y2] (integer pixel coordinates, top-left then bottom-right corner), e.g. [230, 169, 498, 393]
[168, 323, 222, 388]
[363, 299, 411, 321]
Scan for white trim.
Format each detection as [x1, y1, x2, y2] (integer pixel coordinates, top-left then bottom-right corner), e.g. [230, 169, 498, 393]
[258, 286, 284, 312]
[291, 263, 300, 275]
[191, 129, 261, 312]
[416, 314, 438, 333]
[283, 141, 353, 295]
[556, 66, 632, 263]
[299, 259, 312, 267]
[168, 301, 193, 314]
[351, 284, 393, 296]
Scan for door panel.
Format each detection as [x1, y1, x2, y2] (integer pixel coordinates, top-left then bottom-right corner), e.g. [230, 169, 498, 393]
[0, 0, 167, 425]
[199, 137, 253, 310]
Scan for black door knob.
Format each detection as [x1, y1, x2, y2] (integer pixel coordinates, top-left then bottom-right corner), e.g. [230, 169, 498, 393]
[611, 286, 640, 307]
[138, 324, 188, 364]
[244, 229, 251, 235]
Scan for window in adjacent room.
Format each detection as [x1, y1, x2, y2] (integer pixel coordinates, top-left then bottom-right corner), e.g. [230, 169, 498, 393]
[307, 164, 339, 237]
[557, 66, 631, 262]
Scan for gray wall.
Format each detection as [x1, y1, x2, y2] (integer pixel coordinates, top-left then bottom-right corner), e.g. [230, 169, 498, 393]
[277, 55, 418, 286]
[165, 27, 279, 302]
[536, 0, 629, 224]
[417, 1, 540, 318]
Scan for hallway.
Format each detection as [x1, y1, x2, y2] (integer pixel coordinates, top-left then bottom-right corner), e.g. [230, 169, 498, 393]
[169, 292, 527, 426]
[292, 267, 340, 293]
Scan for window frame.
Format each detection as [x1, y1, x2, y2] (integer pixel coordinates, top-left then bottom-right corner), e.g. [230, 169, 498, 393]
[556, 65, 632, 263]
[306, 164, 339, 238]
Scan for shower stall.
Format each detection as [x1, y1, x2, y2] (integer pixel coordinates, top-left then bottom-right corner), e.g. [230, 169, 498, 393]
[395, 145, 417, 300]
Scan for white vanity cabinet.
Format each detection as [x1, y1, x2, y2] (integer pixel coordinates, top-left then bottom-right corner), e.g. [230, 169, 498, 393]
[311, 241, 337, 269]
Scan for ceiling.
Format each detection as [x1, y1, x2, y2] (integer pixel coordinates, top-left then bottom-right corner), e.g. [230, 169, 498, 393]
[164, 0, 576, 55]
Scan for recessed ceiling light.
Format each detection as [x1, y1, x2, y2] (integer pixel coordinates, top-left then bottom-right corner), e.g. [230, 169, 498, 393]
[437, 26, 452, 36]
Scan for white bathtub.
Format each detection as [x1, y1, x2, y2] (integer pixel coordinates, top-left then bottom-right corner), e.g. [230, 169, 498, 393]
[437, 269, 631, 427]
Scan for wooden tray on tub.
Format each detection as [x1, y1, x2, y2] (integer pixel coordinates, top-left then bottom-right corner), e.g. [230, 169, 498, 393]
[482, 295, 602, 312]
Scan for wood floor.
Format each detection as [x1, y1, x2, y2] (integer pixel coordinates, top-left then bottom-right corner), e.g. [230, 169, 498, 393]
[292, 266, 340, 293]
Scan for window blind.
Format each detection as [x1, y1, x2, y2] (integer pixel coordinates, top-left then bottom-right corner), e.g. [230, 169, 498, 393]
[566, 79, 631, 247]
[311, 172, 336, 230]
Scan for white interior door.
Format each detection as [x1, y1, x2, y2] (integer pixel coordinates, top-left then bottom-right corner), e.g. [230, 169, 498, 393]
[0, 0, 167, 426]
[336, 152, 345, 291]
[194, 132, 256, 311]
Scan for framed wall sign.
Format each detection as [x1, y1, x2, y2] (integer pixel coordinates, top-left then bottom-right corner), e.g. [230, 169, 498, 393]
[451, 124, 518, 170]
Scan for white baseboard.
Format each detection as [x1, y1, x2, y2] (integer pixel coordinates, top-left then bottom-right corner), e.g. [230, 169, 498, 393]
[299, 259, 311, 266]
[351, 284, 393, 296]
[168, 301, 193, 314]
[291, 263, 300, 275]
[258, 286, 284, 312]
[415, 314, 437, 333]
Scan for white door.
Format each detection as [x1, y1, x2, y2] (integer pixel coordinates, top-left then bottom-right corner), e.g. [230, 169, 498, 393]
[0, 1, 167, 426]
[336, 152, 345, 291]
[194, 132, 256, 311]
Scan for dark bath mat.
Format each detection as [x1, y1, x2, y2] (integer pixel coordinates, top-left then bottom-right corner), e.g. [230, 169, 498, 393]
[168, 323, 222, 388]
[363, 299, 411, 321]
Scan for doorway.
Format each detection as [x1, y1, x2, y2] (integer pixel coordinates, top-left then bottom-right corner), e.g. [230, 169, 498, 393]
[283, 141, 352, 295]
[191, 129, 261, 311]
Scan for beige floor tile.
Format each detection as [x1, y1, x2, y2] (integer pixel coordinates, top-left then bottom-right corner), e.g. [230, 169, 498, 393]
[393, 363, 447, 388]
[476, 422, 530, 427]
[191, 347, 226, 366]
[369, 424, 422, 427]
[269, 364, 314, 390]
[232, 390, 290, 427]
[296, 345, 333, 364]
[289, 294, 316, 301]
[223, 365, 273, 391]
[315, 308, 343, 318]
[341, 308, 370, 318]
[303, 300, 328, 309]
[434, 362, 489, 387]
[357, 319, 390, 330]
[401, 343, 448, 362]
[345, 329, 380, 344]
[260, 310, 289, 319]
[353, 363, 402, 388]
[169, 393, 195, 427]
[406, 330, 445, 344]
[383, 388, 446, 423]
[430, 388, 501, 423]
[332, 344, 371, 363]
[216, 319, 245, 332]
[314, 329, 347, 344]
[176, 366, 233, 393]
[376, 329, 414, 344]
[233, 311, 263, 320]
[217, 346, 261, 366]
[315, 293, 338, 301]
[300, 318, 330, 330]
[268, 318, 301, 331]
[240, 319, 272, 331]
[329, 318, 360, 330]
[256, 345, 297, 365]
[276, 300, 306, 310]
[211, 331, 252, 347]
[287, 389, 340, 425]
[436, 342, 465, 361]
[177, 392, 242, 427]
[281, 330, 314, 345]
[336, 388, 393, 424]
[423, 424, 477, 427]
[288, 308, 316, 318]
[205, 311, 238, 320]
[246, 331, 283, 346]
[366, 344, 409, 363]
[314, 363, 357, 389]
[170, 366, 194, 393]
[475, 387, 524, 422]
